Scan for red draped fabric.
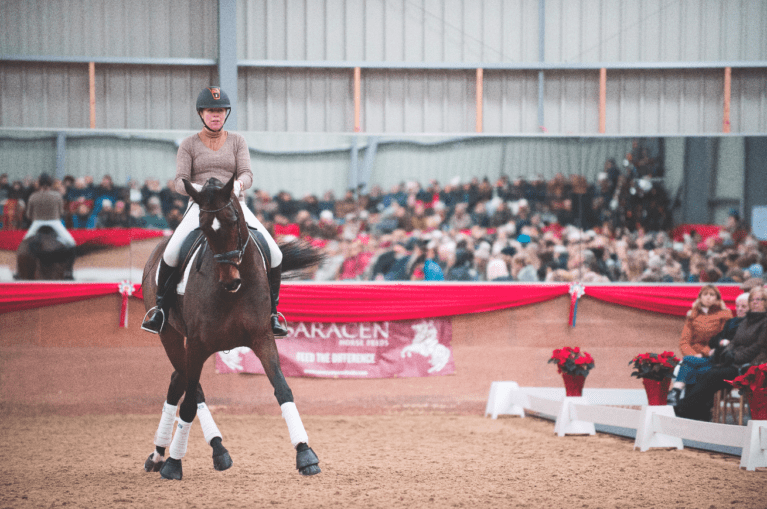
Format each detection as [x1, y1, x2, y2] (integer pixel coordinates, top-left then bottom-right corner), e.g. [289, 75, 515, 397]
[278, 283, 569, 322]
[0, 228, 166, 251]
[0, 282, 746, 322]
[583, 285, 743, 317]
[0, 282, 142, 314]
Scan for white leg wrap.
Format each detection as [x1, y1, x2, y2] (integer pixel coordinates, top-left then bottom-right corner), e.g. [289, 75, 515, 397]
[281, 402, 309, 448]
[197, 402, 222, 445]
[168, 418, 193, 460]
[154, 401, 177, 448]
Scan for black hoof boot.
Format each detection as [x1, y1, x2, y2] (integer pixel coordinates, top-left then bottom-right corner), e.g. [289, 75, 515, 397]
[210, 437, 233, 471]
[144, 453, 164, 473]
[296, 442, 320, 476]
[160, 458, 183, 480]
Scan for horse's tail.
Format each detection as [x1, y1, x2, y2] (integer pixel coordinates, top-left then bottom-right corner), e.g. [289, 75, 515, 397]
[278, 239, 325, 277]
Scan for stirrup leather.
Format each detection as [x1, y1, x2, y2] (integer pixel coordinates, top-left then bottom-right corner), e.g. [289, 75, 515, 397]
[141, 306, 166, 334]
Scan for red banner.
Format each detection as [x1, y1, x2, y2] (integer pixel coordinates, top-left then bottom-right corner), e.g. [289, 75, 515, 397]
[215, 318, 454, 378]
[0, 228, 165, 251]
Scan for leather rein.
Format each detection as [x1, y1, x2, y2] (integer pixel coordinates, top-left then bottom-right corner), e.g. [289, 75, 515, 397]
[198, 197, 250, 267]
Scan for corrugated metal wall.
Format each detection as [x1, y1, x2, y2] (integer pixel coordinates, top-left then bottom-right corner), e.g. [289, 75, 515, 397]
[2, 0, 766, 134]
[1, 0, 218, 58]
[237, 0, 767, 63]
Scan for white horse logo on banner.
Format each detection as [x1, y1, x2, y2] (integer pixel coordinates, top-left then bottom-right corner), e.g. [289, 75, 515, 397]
[400, 321, 450, 373]
[217, 346, 251, 372]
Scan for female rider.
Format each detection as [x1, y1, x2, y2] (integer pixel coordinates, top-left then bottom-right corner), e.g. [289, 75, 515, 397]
[142, 87, 286, 337]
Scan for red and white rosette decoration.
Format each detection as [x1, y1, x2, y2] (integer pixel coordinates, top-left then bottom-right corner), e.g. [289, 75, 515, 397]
[568, 282, 585, 327]
[118, 280, 133, 328]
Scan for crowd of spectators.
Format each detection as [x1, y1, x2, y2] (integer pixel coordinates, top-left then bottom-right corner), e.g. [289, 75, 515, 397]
[1, 140, 764, 286]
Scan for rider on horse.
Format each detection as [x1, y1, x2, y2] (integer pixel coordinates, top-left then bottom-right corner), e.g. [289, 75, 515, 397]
[141, 86, 288, 337]
[23, 173, 77, 279]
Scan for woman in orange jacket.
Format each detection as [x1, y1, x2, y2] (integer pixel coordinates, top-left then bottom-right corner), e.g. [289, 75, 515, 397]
[667, 284, 733, 406]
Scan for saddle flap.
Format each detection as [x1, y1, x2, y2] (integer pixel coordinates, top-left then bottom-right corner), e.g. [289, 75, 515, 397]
[178, 229, 205, 274]
[249, 227, 271, 271]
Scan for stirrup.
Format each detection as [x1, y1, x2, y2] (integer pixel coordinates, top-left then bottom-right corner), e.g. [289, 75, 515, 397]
[272, 312, 288, 337]
[141, 307, 165, 334]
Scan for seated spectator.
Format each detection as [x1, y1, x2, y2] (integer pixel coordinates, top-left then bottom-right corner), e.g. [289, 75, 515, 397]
[337, 239, 373, 281]
[160, 179, 187, 216]
[128, 202, 147, 228]
[94, 175, 121, 212]
[446, 248, 478, 281]
[316, 210, 339, 239]
[70, 198, 97, 228]
[95, 199, 116, 228]
[422, 240, 445, 281]
[383, 241, 414, 281]
[487, 257, 513, 281]
[166, 207, 184, 230]
[142, 197, 169, 229]
[676, 286, 767, 421]
[141, 179, 163, 208]
[65, 177, 95, 207]
[667, 285, 734, 407]
[313, 240, 345, 281]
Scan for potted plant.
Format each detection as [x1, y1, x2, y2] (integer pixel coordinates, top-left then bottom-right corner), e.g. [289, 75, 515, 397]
[549, 347, 595, 397]
[726, 363, 767, 420]
[629, 351, 681, 405]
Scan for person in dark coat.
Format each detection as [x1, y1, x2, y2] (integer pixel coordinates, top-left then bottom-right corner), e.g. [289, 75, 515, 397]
[676, 287, 767, 421]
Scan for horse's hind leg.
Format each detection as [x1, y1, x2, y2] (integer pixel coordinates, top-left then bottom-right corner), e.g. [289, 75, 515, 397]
[194, 384, 233, 471]
[254, 338, 320, 476]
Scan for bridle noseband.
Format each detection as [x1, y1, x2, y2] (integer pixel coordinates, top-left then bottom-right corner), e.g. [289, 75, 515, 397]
[198, 197, 250, 267]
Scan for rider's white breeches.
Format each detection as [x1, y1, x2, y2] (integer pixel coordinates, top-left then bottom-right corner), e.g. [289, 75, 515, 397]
[163, 200, 282, 268]
[23, 220, 76, 247]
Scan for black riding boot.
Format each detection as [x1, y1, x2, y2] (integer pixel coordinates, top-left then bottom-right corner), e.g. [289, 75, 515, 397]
[141, 259, 179, 334]
[268, 264, 288, 337]
[62, 246, 77, 280]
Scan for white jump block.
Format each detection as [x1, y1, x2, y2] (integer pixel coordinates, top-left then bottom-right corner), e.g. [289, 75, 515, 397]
[634, 405, 683, 452]
[740, 420, 767, 471]
[484, 381, 526, 419]
[554, 397, 596, 436]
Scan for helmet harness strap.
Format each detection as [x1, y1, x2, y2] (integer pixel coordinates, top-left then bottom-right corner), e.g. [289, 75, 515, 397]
[199, 109, 232, 132]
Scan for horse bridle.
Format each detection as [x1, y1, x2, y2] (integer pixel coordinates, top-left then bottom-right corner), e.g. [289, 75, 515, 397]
[198, 197, 250, 267]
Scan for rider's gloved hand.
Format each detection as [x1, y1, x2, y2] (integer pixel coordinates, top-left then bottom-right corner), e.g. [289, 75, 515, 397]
[233, 179, 242, 198]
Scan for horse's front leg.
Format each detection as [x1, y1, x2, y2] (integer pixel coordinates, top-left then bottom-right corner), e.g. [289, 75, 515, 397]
[194, 384, 233, 471]
[144, 327, 187, 474]
[254, 337, 321, 476]
[143, 370, 185, 473]
[159, 347, 207, 481]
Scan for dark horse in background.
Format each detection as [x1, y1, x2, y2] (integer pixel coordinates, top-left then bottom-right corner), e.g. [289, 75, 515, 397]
[15, 225, 76, 280]
[141, 176, 323, 481]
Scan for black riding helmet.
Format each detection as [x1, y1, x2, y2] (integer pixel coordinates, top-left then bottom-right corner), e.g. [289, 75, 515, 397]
[196, 87, 231, 131]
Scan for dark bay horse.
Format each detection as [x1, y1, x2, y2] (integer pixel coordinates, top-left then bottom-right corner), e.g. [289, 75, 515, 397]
[15, 225, 76, 280]
[141, 176, 322, 480]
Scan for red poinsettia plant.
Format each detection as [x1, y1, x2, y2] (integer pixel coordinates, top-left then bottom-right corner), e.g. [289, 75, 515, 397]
[629, 351, 680, 382]
[549, 347, 595, 377]
[726, 363, 767, 396]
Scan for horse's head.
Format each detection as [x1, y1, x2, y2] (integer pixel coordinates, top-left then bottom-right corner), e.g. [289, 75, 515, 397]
[183, 175, 249, 293]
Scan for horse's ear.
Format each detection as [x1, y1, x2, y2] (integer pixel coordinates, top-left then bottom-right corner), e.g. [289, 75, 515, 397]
[222, 174, 236, 198]
[183, 179, 200, 202]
